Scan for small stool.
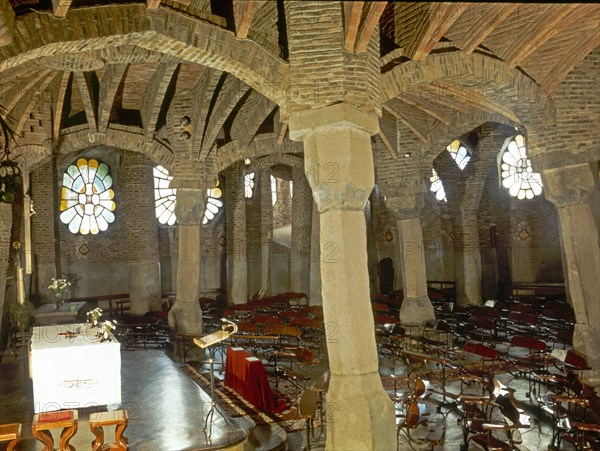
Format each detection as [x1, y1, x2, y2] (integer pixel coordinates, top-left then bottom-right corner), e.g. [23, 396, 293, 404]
[89, 409, 128, 451]
[0, 423, 21, 451]
[32, 410, 78, 451]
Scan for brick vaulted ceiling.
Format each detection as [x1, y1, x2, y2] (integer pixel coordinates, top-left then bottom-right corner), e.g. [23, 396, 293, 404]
[0, 1, 598, 169]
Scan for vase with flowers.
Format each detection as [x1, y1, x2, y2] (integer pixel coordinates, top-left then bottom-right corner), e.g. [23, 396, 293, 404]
[87, 308, 103, 327]
[98, 320, 118, 342]
[48, 277, 71, 310]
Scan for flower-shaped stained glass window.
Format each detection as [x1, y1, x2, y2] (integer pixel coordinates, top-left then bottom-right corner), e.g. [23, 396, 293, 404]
[501, 134, 543, 199]
[154, 165, 177, 225]
[429, 168, 447, 203]
[203, 180, 223, 225]
[447, 140, 471, 170]
[60, 158, 116, 234]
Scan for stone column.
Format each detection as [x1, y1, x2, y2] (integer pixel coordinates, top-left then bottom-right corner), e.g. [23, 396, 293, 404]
[31, 161, 57, 303]
[0, 203, 12, 341]
[452, 208, 482, 306]
[226, 164, 247, 304]
[309, 200, 322, 305]
[120, 152, 161, 315]
[289, 104, 396, 451]
[259, 169, 273, 293]
[291, 166, 312, 295]
[542, 163, 600, 388]
[384, 181, 436, 325]
[168, 187, 205, 339]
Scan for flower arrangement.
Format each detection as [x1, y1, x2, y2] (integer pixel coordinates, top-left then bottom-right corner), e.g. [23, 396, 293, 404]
[99, 320, 117, 342]
[86, 308, 103, 326]
[48, 277, 71, 310]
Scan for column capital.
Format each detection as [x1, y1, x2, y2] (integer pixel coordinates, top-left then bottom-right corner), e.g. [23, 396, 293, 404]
[174, 188, 206, 226]
[288, 103, 379, 141]
[381, 179, 427, 219]
[542, 163, 597, 208]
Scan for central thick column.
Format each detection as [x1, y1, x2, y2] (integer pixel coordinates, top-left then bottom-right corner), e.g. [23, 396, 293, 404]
[289, 104, 395, 451]
[542, 163, 600, 388]
[168, 187, 205, 339]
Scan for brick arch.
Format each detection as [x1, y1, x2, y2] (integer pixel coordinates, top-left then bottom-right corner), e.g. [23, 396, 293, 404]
[12, 144, 52, 171]
[245, 153, 304, 174]
[381, 51, 555, 126]
[57, 127, 174, 167]
[0, 5, 289, 106]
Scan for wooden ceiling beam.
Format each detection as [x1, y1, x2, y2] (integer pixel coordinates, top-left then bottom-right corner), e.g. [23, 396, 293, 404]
[383, 104, 429, 143]
[377, 129, 398, 160]
[388, 95, 451, 125]
[355, 2, 387, 53]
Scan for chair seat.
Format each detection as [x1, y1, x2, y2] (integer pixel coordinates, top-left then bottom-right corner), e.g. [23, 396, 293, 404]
[472, 433, 512, 451]
[0, 423, 21, 440]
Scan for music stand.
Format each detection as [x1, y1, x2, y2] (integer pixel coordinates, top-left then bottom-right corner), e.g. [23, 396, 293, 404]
[193, 319, 238, 438]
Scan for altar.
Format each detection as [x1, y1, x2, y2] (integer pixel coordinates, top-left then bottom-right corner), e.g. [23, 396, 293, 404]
[33, 301, 87, 326]
[29, 323, 121, 413]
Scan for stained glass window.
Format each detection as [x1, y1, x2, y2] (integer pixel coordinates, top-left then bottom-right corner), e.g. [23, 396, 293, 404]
[430, 168, 447, 203]
[447, 140, 471, 170]
[271, 175, 277, 206]
[245, 172, 255, 198]
[154, 166, 177, 225]
[203, 180, 223, 224]
[60, 158, 116, 235]
[501, 134, 543, 199]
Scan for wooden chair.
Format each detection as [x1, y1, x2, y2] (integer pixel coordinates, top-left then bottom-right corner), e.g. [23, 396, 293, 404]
[396, 377, 429, 450]
[0, 423, 21, 451]
[89, 410, 128, 451]
[32, 410, 78, 451]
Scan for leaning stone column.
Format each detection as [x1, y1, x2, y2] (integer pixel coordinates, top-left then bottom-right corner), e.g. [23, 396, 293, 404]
[168, 187, 205, 341]
[542, 163, 600, 388]
[120, 152, 161, 315]
[0, 203, 12, 341]
[384, 181, 436, 325]
[289, 104, 396, 451]
[291, 166, 312, 295]
[452, 208, 482, 307]
[225, 164, 248, 304]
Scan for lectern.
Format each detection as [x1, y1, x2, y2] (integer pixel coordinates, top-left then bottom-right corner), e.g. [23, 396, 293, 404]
[193, 319, 238, 437]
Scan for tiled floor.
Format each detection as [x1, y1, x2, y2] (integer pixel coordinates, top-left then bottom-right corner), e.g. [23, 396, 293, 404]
[0, 336, 575, 450]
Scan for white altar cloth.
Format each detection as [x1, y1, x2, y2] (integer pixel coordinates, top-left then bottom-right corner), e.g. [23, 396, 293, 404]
[29, 323, 121, 413]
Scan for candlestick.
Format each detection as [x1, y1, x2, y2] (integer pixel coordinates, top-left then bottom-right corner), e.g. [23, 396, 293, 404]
[17, 266, 25, 305]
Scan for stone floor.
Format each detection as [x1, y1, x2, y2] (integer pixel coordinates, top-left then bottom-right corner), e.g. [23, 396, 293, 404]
[0, 337, 572, 450]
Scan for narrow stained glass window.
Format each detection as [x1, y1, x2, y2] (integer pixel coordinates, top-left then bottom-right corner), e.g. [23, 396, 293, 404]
[204, 180, 223, 224]
[271, 175, 277, 206]
[501, 134, 543, 200]
[60, 158, 116, 235]
[430, 168, 447, 203]
[154, 165, 177, 225]
[447, 140, 471, 170]
[245, 173, 255, 198]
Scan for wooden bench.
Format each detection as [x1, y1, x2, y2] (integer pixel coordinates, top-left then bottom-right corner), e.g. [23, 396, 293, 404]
[0, 423, 21, 451]
[32, 410, 78, 451]
[89, 410, 128, 451]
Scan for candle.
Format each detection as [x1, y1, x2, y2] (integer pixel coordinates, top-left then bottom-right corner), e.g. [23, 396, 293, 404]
[17, 266, 25, 305]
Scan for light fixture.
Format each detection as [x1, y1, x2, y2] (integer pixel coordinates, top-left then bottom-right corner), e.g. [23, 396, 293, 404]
[179, 131, 191, 141]
[0, 107, 21, 203]
[180, 116, 191, 127]
[0, 150, 22, 203]
[404, 152, 411, 158]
